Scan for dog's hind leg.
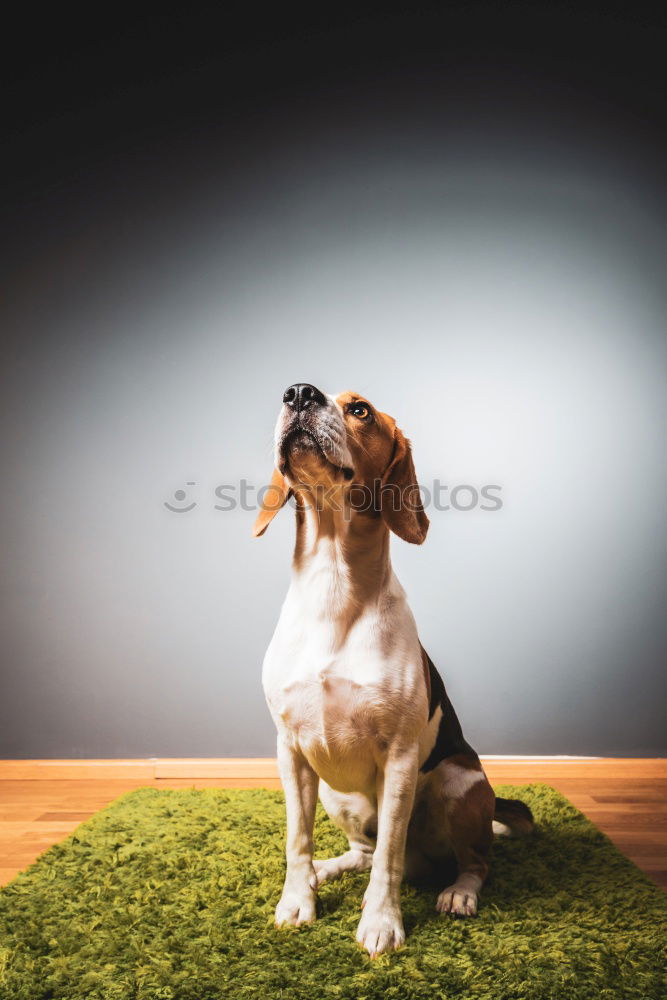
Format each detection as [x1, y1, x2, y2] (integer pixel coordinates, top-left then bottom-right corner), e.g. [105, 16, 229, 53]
[313, 847, 373, 885]
[315, 782, 377, 885]
[431, 755, 495, 917]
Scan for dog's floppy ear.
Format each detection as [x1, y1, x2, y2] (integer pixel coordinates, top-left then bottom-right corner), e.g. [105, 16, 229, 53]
[380, 425, 429, 544]
[252, 467, 291, 537]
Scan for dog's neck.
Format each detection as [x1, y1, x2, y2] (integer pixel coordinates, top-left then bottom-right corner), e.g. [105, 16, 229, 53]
[289, 489, 393, 625]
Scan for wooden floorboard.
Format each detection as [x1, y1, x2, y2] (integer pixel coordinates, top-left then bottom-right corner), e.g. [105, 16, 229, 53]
[0, 759, 664, 889]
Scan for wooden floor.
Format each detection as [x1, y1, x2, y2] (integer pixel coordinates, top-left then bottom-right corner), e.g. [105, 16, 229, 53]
[0, 758, 665, 889]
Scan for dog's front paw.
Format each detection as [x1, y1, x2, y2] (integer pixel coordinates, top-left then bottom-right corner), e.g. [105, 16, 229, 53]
[356, 904, 405, 957]
[436, 884, 478, 917]
[275, 887, 317, 928]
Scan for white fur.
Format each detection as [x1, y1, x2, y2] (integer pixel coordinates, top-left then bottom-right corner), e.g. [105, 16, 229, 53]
[441, 760, 486, 800]
[436, 873, 483, 916]
[263, 564, 427, 795]
[492, 820, 513, 836]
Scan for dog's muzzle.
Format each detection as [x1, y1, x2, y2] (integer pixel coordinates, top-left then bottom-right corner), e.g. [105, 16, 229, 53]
[275, 383, 354, 479]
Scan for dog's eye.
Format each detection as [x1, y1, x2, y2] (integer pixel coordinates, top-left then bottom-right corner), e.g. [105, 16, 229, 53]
[350, 404, 370, 420]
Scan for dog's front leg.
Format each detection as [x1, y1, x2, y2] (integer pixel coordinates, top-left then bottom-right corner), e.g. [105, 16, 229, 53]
[356, 745, 419, 956]
[275, 735, 319, 928]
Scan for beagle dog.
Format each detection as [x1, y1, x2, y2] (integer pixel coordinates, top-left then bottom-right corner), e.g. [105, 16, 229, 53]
[254, 384, 533, 957]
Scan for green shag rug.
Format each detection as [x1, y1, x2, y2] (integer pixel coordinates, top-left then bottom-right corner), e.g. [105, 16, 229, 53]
[0, 785, 665, 1000]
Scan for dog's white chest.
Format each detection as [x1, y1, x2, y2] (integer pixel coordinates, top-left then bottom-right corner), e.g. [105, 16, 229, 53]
[263, 651, 389, 793]
[262, 583, 427, 795]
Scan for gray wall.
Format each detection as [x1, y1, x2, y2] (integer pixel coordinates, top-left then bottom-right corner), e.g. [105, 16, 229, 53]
[2, 23, 667, 757]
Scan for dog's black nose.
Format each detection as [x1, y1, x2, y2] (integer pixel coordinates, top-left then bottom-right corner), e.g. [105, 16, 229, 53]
[283, 384, 326, 410]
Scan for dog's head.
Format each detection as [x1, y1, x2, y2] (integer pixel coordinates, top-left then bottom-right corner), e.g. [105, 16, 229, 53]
[253, 384, 429, 544]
